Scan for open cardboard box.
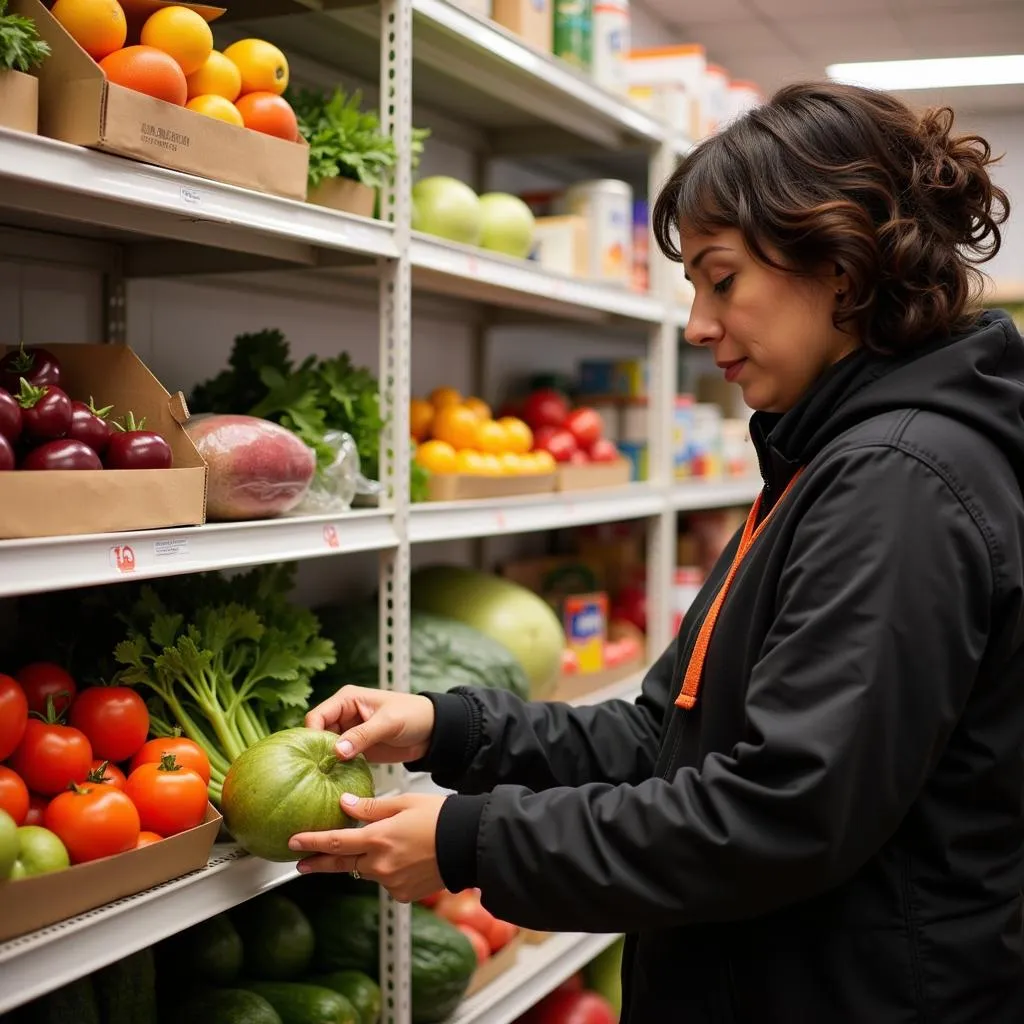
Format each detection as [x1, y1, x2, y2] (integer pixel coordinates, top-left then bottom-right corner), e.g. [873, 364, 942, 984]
[0, 70, 39, 133]
[0, 803, 221, 942]
[0, 344, 207, 539]
[557, 459, 632, 492]
[427, 472, 557, 502]
[465, 934, 523, 997]
[14, 0, 308, 200]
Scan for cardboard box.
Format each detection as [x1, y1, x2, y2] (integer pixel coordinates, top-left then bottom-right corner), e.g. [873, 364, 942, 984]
[557, 459, 632, 491]
[0, 69, 38, 133]
[0, 804, 221, 942]
[530, 215, 589, 278]
[548, 655, 646, 703]
[14, 0, 309, 201]
[465, 934, 522, 997]
[426, 472, 556, 502]
[308, 178, 376, 218]
[0, 344, 207, 539]
[492, 0, 553, 53]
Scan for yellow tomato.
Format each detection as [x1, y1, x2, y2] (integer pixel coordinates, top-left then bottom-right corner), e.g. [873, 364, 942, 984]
[186, 50, 242, 102]
[409, 398, 435, 442]
[477, 453, 503, 477]
[433, 405, 480, 450]
[223, 38, 289, 96]
[475, 419, 508, 455]
[415, 439, 457, 474]
[455, 449, 485, 475]
[532, 449, 557, 473]
[463, 396, 492, 421]
[430, 386, 462, 410]
[499, 452, 524, 475]
[498, 416, 533, 455]
[186, 94, 244, 126]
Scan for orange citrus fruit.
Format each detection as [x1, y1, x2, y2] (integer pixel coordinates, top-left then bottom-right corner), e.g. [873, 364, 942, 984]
[477, 453, 503, 477]
[498, 416, 533, 455]
[430, 386, 462, 410]
[410, 399, 435, 442]
[223, 38, 290, 96]
[415, 440, 457, 474]
[532, 450, 557, 473]
[186, 94, 244, 126]
[52, 0, 127, 61]
[433, 405, 480, 450]
[186, 50, 242, 102]
[100, 46, 188, 106]
[463, 396, 491, 420]
[475, 419, 508, 455]
[455, 450, 485, 475]
[140, 6, 213, 77]
[499, 453, 524, 475]
[236, 92, 298, 141]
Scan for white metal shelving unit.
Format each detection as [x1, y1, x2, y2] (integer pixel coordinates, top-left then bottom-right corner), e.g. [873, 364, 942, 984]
[0, 2, 757, 1021]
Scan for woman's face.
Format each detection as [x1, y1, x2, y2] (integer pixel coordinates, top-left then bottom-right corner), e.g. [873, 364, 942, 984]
[680, 227, 860, 413]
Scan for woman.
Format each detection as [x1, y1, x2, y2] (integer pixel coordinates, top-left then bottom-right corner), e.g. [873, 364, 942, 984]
[291, 82, 1024, 1022]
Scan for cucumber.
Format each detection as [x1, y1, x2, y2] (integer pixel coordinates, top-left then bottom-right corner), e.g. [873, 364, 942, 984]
[18, 977, 99, 1024]
[243, 983, 358, 1024]
[93, 947, 157, 1024]
[170, 989, 283, 1024]
[233, 893, 315, 981]
[307, 971, 381, 1024]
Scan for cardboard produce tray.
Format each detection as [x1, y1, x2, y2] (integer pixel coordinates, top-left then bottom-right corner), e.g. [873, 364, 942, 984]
[465, 934, 523, 997]
[0, 804, 222, 942]
[0, 344, 207, 539]
[14, 0, 308, 200]
[557, 460, 632, 491]
[426, 472, 556, 501]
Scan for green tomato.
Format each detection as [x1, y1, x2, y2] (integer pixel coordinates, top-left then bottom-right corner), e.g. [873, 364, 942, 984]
[10, 825, 70, 879]
[0, 808, 17, 879]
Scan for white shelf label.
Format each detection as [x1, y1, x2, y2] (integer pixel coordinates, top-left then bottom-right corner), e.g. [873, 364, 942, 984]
[180, 185, 202, 207]
[154, 538, 189, 560]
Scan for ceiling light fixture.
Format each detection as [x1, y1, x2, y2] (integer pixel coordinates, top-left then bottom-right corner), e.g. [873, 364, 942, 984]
[827, 54, 1024, 90]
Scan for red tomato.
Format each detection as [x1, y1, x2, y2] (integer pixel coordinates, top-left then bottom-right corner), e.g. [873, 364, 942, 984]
[610, 584, 647, 634]
[130, 736, 211, 785]
[23, 792, 48, 826]
[0, 673, 28, 761]
[534, 427, 578, 463]
[455, 924, 490, 965]
[70, 685, 149, 762]
[526, 990, 617, 1024]
[565, 407, 603, 448]
[419, 890, 445, 909]
[436, 889, 497, 937]
[17, 662, 77, 716]
[521, 389, 569, 431]
[0, 765, 29, 824]
[45, 782, 140, 864]
[484, 917, 519, 953]
[10, 716, 92, 796]
[125, 754, 208, 836]
[567, 449, 589, 466]
[587, 438, 620, 463]
[135, 831, 163, 849]
[85, 759, 127, 791]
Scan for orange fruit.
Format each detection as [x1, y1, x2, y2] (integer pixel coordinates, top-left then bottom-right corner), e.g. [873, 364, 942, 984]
[475, 419, 508, 455]
[236, 92, 298, 141]
[410, 399, 435, 442]
[463, 396, 491, 420]
[477, 453, 503, 477]
[433, 405, 480, 451]
[430, 386, 462, 410]
[100, 46, 188, 106]
[52, 0, 127, 61]
[532, 449, 557, 473]
[498, 416, 533, 455]
[223, 38, 289, 96]
[455, 450, 485, 475]
[186, 50, 242, 102]
[499, 453, 524, 475]
[415, 440, 457, 474]
[140, 6, 213, 77]
[186, 94, 244, 126]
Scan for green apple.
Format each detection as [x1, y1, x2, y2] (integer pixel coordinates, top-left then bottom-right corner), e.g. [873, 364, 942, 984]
[478, 193, 536, 259]
[0, 809, 17, 879]
[9, 825, 70, 880]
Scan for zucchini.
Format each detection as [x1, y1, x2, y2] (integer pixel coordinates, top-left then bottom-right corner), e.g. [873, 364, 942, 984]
[243, 983, 357, 1024]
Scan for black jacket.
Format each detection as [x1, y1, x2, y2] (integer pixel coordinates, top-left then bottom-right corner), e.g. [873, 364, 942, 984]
[410, 311, 1024, 1023]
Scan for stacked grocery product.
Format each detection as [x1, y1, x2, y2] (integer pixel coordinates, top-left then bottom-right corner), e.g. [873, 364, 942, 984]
[0, 0, 50, 132]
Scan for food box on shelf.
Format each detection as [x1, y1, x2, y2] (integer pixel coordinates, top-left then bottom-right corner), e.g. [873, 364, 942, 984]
[492, 0, 552, 52]
[465, 933, 523, 997]
[0, 69, 39, 133]
[557, 459, 632, 491]
[13, 0, 309, 200]
[0, 343, 207, 539]
[0, 803, 221, 942]
[547, 655, 646, 703]
[426, 472, 557, 502]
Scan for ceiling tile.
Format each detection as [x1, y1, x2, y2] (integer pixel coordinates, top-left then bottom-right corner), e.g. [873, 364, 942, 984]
[752, 0, 894, 13]
[642, 0, 758, 27]
[898, 8, 1024, 53]
[676, 21, 795, 59]
[769, 14, 914, 64]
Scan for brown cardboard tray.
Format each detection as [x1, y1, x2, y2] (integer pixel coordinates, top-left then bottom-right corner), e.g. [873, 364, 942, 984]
[427, 472, 557, 502]
[0, 344, 207, 539]
[15, 0, 308, 200]
[0, 69, 38, 134]
[0, 803, 222, 942]
[547, 656, 647, 703]
[556, 460, 632, 492]
[465, 934, 523, 997]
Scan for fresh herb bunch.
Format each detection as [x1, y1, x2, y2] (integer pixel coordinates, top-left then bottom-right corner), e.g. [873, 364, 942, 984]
[0, 0, 50, 72]
[290, 85, 430, 191]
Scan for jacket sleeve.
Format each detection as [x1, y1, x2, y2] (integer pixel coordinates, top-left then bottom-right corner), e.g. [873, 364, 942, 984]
[408, 634, 677, 794]
[436, 448, 995, 932]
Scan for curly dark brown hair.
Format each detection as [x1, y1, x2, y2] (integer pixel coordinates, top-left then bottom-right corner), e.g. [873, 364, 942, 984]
[652, 81, 1010, 352]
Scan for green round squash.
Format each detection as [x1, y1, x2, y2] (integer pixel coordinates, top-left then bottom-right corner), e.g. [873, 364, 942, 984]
[221, 728, 374, 862]
[234, 893, 315, 981]
[308, 970, 381, 1024]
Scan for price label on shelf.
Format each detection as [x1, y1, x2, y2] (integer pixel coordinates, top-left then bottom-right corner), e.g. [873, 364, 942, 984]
[109, 544, 137, 574]
[323, 524, 341, 550]
[154, 538, 189, 560]
[179, 185, 203, 208]
[495, 510, 507, 530]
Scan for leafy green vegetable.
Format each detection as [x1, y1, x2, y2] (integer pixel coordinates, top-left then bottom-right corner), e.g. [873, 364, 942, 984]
[0, 0, 50, 73]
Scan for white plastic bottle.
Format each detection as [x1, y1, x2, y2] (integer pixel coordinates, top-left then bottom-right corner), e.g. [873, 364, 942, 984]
[593, 0, 630, 94]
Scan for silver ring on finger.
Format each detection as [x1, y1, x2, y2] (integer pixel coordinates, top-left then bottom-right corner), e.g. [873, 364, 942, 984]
[350, 856, 362, 880]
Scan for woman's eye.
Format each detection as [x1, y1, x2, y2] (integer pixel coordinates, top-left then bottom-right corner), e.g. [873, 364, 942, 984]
[713, 274, 735, 295]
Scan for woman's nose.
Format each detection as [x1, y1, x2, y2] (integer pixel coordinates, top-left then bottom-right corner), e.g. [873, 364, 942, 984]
[683, 297, 722, 348]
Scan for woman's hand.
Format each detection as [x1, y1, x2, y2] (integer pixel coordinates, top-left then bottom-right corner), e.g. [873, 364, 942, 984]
[305, 685, 435, 764]
[290, 792, 446, 903]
